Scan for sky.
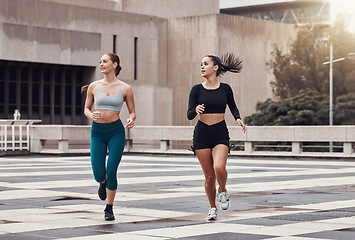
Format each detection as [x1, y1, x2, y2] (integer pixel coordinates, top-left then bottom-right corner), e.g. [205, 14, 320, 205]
[219, 0, 355, 32]
[328, 0, 355, 32]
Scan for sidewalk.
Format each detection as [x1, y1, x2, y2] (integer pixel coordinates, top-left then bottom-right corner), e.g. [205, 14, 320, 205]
[1, 154, 355, 239]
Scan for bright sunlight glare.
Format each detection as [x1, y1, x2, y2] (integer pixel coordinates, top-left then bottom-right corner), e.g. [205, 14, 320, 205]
[329, 0, 355, 32]
[219, 0, 355, 32]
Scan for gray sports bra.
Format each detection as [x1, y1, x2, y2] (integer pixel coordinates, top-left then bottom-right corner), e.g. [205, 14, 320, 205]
[94, 81, 124, 112]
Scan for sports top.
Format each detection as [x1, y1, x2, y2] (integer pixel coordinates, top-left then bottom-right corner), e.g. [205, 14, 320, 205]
[94, 81, 124, 112]
[187, 82, 241, 120]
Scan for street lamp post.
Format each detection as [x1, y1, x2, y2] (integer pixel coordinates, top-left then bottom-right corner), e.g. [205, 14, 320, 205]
[323, 45, 355, 152]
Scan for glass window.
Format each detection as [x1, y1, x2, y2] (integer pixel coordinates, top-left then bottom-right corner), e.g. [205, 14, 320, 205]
[32, 106, 39, 113]
[0, 60, 94, 124]
[43, 106, 50, 114]
[32, 67, 40, 83]
[65, 69, 72, 84]
[8, 82, 16, 104]
[21, 67, 28, 82]
[0, 65, 4, 80]
[43, 84, 50, 105]
[44, 68, 51, 83]
[21, 82, 28, 109]
[9, 66, 16, 81]
[32, 83, 39, 105]
[55, 106, 60, 115]
[65, 85, 72, 105]
[8, 105, 16, 114]
[55, 84, 61, 106]
[0, 81, 4, 104]
[55, 69, 61, 83]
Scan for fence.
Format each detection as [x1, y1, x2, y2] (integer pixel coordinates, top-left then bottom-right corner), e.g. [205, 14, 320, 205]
[28, 125, 355, 157]
[0, 120, 41, 152]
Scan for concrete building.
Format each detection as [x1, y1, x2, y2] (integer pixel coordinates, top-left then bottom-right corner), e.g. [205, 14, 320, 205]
[0, 0, 296, 126]
[220, 0, 330, 24]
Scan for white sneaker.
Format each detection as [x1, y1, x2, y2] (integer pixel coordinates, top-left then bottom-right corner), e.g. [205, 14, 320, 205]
[207, 207, 218, 220]
[219, 189, 230, 210]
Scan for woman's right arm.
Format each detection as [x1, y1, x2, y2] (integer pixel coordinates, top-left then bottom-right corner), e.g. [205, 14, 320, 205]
[187, 85, 199, 120]
[84, 83, 95, 120]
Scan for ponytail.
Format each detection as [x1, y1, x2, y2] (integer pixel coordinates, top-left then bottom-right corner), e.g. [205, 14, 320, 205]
[207, 53, 242, 77]
[81, 85, 89, 93]
[115, 64, 122, 76]
[105, 52, 122, 76]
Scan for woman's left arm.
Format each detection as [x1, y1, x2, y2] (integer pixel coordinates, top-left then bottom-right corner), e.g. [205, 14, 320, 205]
[124, 85, 136, 128]
[226, 84, 246, 133]
[236, 118, 246, 133]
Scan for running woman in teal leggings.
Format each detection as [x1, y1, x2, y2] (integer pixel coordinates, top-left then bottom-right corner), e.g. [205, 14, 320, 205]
[82, 53, 136, 221]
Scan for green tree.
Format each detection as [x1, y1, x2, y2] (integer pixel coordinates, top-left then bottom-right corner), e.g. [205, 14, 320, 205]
[334, 93, 355, 125]
[245, 89, 355, 126]
[245, 89, 329, 126]
[248, 16, 355, 126]
[268, 17, 355, 100]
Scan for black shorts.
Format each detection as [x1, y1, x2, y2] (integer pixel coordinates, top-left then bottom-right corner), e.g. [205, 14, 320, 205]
[193, 120, 230, 150]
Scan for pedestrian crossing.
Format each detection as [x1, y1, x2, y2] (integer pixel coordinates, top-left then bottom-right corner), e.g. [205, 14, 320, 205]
[1, 154, 355, 239]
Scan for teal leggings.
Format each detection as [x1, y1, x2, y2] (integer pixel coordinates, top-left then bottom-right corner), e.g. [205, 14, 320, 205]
[90, 119, 125, 191]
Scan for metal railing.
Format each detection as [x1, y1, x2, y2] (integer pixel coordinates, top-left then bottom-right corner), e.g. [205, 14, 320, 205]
[0, 120, 41, 152]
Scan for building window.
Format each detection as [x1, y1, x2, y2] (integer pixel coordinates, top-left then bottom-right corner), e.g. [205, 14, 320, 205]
[0, 65, 4, 114]
[134, 37, 138, 80]
[0, 60, 95, 124]
[113, 35, 117, 54]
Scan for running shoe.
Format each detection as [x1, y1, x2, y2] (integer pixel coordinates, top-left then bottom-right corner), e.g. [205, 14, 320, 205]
[218, 189, 230, 210]
[207, 207, 218, 220]
[104, 210, 115, 221]
[98, 181, 107, 201]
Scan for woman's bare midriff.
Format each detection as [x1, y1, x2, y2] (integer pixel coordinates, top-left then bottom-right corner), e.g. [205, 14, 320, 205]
[94, 110, 120, 123]
[199, 113, 225, 126]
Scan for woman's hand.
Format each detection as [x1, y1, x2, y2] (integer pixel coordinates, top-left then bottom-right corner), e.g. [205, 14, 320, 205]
[196, 104, 205, 114]
[126, 117, 135, 128]
[237, 119, 246, 133]
[92, 111, 101, 121]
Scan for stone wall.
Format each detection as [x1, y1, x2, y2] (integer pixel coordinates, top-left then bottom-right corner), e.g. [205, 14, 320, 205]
[0, 0, 297, 126]
[167, 14, 296, 126]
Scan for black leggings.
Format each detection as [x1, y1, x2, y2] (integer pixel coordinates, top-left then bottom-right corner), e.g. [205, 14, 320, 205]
[193, 120, 229, 150]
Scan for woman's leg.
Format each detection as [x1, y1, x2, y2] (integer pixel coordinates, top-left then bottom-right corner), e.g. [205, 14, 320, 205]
[90, 132, 108, 184]
[106, 129, 125, 205]
[195, 148, 216, 208]
[212, 144, 229, 192]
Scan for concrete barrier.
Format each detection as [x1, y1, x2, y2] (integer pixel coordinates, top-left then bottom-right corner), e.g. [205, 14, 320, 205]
[29, 125, 355, 157]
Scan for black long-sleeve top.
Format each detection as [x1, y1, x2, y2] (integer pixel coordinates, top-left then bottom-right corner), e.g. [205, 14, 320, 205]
[187, 83, 241, 120]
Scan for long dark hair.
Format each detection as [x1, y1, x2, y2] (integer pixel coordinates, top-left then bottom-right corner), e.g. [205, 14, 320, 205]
[81, 53, 122, 93]
[206, 53, 242, 77]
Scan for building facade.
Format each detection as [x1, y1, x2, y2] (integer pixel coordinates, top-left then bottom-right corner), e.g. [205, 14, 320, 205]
[0, 0, 296, 126]
[220, 0, 330, 24]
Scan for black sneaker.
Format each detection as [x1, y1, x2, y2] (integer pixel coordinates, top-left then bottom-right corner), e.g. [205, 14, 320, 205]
[98, 181, 107, 201]
[105, 210, 115, 221]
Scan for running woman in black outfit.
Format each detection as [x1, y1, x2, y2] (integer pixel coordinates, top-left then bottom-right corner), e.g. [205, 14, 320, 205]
[187, 53, 246, 220]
